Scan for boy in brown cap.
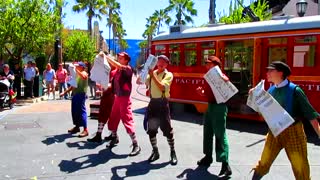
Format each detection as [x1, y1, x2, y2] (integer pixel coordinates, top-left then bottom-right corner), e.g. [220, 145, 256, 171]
[252, 61, 320, 180]
[196, 55, 232, 177]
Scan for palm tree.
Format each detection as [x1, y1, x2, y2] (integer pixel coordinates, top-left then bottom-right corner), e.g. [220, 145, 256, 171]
[209, 0, 216, 24]
[106, 0, 121, 53]
[72, 0, 107, 36]
[110, 14, 127, 53]
[151, 9, 171, 34]
[142, 16, 157, 55]
[167, 0, 197, 25]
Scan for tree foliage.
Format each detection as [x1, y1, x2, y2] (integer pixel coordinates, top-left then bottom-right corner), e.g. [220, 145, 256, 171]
[167, 0, 197, 25]
[64, 31, 96, 63]
[0, 0, 60, 63]
[72, 0, 107, 36]
[219, 0, 271, 24]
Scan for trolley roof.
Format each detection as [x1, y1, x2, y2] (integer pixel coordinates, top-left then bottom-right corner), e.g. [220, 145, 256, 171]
[153, 15, 320, 41]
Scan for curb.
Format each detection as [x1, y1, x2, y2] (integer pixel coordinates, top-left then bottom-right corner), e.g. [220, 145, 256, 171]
[15, 96, 48, 104]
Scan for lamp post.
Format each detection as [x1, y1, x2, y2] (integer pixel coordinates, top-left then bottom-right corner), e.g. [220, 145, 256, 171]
[296, 0, 308, 17]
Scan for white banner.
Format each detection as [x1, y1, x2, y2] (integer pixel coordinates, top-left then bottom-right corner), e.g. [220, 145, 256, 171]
[90, 54, 111, 89]
[203, 66, 238, 104]
[247, 80, 295, 137]
[139, 54, 158, 84]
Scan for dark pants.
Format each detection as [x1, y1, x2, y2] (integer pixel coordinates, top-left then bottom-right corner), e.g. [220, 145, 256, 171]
[146, 98, 173, 139]
[13, 80, 21, 98]
[23, 79, 34, 98]
[71, 93, 87, 128]
[33, 76, 39, 97]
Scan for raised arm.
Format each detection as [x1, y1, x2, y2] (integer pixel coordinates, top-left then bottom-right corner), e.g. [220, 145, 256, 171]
[105, 55, 127, 70]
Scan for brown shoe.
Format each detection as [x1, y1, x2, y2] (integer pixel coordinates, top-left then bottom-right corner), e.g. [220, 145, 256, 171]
[68, 126, 80, 134]
[78, 130, 89, 137]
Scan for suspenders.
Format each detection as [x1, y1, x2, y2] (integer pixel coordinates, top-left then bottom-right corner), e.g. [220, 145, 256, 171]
[149, 72, 167, 99]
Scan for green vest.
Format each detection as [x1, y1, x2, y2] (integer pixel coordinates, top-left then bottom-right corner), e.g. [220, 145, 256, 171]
[73, 76, 88, 94]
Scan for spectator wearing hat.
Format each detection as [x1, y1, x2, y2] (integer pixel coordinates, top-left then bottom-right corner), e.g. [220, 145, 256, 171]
[105, 52, 141, 156]
[251, 61, 320, 180]
[60, 61, 89, 138]
[12, 63, 23, 99]
[196, 55, 232, 177]
[23, 61, 36, 98]
[137, 54, 177, 165]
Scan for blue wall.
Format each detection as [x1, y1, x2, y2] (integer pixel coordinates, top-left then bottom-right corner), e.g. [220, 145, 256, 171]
[107, 39, 143, 68]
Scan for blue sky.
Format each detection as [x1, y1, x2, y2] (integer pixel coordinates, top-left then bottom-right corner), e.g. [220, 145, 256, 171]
[63, 0, 252, 40]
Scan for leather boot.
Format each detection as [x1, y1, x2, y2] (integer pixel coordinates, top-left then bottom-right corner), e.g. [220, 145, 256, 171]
[197, 155, 213, 167]
[170, 150, 178, 165]
[87, 132, 102, 143]
[129, 143, 141, 156]
[106, 135, 119, 148]
[218, 162, 232, 177]
[148, 148, 160, 162]
[252, 172, 263, 180]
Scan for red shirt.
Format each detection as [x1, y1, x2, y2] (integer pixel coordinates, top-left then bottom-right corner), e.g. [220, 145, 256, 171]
[56, 69, 67, 83]
[204, 82, 217, 104]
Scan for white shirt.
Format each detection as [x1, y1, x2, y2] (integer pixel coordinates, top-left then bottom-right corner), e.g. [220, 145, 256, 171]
[275, 79, 289, 88]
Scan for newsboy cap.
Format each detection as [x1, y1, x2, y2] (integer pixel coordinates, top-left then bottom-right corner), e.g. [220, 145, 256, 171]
[157, 55, 170, 63]
[266, 61, 291, 77]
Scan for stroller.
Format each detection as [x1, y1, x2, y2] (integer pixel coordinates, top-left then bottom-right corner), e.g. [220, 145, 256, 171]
[0, 79, 16, 109]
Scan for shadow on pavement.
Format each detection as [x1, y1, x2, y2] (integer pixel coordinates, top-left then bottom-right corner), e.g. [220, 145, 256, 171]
[176, 166, 224, 180]
[66, 140, 102, 150]
[110, 160, 170, 180]
[58, 148, 128, 173]
[41, 133, 73, 145]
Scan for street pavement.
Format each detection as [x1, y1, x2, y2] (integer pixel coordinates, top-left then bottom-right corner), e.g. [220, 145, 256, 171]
[0, 77, 320, 180]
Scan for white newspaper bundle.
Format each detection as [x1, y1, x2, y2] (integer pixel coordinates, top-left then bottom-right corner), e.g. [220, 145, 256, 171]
[68, 63, 77, 88]
[90, 54, 111, 89]
[246, 80, 295, 137]
[139, 54, 158, 84]
[203, 66, 238, 104]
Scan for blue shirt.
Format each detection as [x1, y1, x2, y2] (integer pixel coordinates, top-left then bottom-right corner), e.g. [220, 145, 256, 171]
[44, 69, 56, 81]
[24, 67, 35, 81]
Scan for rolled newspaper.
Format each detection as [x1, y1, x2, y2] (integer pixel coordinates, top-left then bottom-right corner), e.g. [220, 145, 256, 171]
[139, 54, 158, 83]
[67, 63, 77, 88]
[90, 53, 111, 89]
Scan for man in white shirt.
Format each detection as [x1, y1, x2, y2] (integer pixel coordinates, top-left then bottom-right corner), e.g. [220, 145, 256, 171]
[23, 61, 36, 98]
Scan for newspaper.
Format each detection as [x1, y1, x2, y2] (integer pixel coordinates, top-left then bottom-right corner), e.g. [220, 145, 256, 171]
[203, 66, 238, 104]
[139, 54, 158, 83]
[67, 64, 77, 88]
[247, 80, 295, 137]
[90, 54, 111, 89]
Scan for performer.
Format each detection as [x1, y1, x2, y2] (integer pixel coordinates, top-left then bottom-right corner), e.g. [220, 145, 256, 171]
[196, 56, 232, 177]
[137, 55, 177, 165]
[105, 52, 141, 156]
[60, 62, 89, 137]
[88, 52, 116, 143]
[251, 61, 320, 180]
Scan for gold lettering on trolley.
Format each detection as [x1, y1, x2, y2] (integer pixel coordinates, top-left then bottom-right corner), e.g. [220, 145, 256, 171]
[175, 78, 205, 85]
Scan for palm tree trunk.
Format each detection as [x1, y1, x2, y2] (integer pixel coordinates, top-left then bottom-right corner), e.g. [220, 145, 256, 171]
[209, 0, 216, 24]
[108, 24, 111, 53]
[88, 17, 92, 36]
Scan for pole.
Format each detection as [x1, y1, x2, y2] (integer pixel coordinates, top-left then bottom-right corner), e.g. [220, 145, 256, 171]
[318, 0, 320, 15]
